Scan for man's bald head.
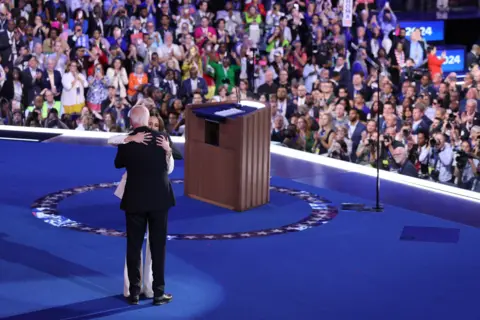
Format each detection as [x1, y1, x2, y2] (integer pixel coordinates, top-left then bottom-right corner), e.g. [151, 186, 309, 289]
[130, 106, 150, 128]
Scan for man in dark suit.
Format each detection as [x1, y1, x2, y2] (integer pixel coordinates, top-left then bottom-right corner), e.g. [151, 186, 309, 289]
[411, 106, 430, 135]
[330, 55, 351, 88]
[276, 87, 296, 119]
[180, 66, 208, 103]
[114, 106, 175, 306]
[22, 56, 43, 107]
[0, 20, 22, 70]
[466, 45, 479, 70]
[42, 58, 63, 101]
[161, 68, 180, 98]
[348, 108, 367, 163]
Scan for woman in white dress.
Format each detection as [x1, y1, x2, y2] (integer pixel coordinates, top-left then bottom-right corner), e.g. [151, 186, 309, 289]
[108, 112, 175, 298]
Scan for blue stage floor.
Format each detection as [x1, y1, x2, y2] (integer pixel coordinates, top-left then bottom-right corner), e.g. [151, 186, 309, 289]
[1, 139, 480, 320]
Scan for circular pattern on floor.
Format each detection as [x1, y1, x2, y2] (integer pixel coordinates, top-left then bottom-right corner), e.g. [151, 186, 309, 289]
[31, 179, 338, 240]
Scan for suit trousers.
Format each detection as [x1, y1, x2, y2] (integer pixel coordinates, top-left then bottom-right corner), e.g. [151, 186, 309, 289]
[125, 210, 168, 297]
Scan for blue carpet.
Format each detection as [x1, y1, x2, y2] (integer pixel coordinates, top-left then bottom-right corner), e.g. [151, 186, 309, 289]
[58, 184, 312, 235]
[1, 140, 480, 320]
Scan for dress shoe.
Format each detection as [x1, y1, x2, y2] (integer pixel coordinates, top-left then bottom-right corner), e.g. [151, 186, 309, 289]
[128, 295, 140, 305]
[153, 293, 173, 306]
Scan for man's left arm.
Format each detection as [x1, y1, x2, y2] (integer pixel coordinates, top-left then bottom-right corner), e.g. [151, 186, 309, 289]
[115, 144, 127, 169]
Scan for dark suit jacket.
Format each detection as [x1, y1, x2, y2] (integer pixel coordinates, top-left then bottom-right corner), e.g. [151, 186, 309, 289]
[180, 77, 208, 101]
[271, 129, 285, 142]
[347, 84, 372, 101]
[466, 52, 479, 69]
[114, 126, 176, 213]
[399, 160, 418, 178]
[22, 68, 43, 107]
[277, 99, 296, 119]
[350, 121, 367, 163]
[331, 66, 351, 88]
[0, 31, 24, 69]
[161, 79, 181, 97]
[42, 70, 63, 94]
[412, 119, 430, 135]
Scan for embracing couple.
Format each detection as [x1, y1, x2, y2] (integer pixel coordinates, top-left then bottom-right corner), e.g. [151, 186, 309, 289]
[111, 105, 176, 305]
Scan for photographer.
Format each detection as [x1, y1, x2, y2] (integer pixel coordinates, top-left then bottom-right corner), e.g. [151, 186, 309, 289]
[453, 140, 479, 190]
[400, 58, 428, 84]
[419, 132, 454, 184]
[378, 128, 403, 171]
[356, 130, 378, 166]
[328, 139, 350, 162]
[44, 108, 68, 129]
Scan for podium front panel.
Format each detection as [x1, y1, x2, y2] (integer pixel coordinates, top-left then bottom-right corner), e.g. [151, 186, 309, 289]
[185, 141, 237, 209]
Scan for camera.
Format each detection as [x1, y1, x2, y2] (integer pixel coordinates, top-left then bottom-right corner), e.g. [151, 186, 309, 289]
[402, 128, 410, 137]
[330, 150, 340, 158]
[430, 169, 440, 181]
[455, 150, 473, 170]
[47, 119, 59, 128]
[429, 138, 437, 148]
[328, 140, 347, 160]
[383, 135, 392, 146]
[448, 113, 456, 122]
[445, 113, 456, 130]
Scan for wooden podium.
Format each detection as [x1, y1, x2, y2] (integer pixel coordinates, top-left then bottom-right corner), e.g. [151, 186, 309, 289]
[184, 101, 271, 211]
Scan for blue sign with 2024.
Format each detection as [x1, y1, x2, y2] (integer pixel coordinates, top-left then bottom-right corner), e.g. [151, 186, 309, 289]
[400, 20, 445, 41]
[437, 47, 466, 73]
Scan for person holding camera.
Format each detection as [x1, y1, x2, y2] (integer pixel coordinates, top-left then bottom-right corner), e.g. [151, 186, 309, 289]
[44, 108, 68, 129]
[328, 139, 350, 162]
[378, 128, 402, 171]
[453, 140, 479, 190]
[419, 132, 454, 184]
[356, 130, 378, 166]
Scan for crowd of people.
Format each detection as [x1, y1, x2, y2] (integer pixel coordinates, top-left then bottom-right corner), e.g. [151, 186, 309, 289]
[0, 0, 478, 190]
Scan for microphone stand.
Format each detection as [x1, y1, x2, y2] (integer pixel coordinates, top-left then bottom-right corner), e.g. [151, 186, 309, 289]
[351, 43, 383, 212]
[369, 57, 383, 212]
